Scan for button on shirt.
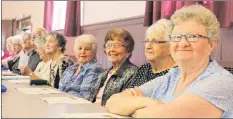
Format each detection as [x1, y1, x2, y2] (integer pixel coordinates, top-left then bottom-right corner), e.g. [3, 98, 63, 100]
[140, 59, 233, 118]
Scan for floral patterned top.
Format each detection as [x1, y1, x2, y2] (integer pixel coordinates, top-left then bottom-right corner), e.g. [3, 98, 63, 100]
[49, 55, 74, 88]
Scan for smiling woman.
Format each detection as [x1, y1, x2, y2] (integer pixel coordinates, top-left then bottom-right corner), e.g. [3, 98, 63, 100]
[124, 19, 177, 89]
[88, 28, 138, 106]
[105, 5, 233, 118]
[58, 34, 103, 100]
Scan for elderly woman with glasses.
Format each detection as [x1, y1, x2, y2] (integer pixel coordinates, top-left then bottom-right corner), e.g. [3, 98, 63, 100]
[124, 19, 177, 89]
[58, 34, 103, 100]
[88, 28, 138, 106]
[2, 35, 23, 70]
[105, 5, 233, 118]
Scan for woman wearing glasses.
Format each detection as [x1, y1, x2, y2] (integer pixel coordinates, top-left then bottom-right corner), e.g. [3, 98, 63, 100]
[106, 5, 233, 118]
[88, 28, 138, 106]
[124, 19, 177, 89]
[58, 34, 103, 100]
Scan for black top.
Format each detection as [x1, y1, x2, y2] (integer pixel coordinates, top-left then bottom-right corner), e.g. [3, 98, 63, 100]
[124, 63, 169, 89]
[88, 58, 138, 106]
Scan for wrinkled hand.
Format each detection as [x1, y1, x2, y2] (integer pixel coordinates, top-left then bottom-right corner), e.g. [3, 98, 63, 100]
[20, 65, 32, 75]
[121, 88, 143, 96]
[132, 106, 153, 118]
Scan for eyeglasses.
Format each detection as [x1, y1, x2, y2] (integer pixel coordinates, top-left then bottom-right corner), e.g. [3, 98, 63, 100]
[104, 43, 126, 49]
[168, 34, 210, 42]
[32, 33, 39, 39]
[142, 40, 169, 44]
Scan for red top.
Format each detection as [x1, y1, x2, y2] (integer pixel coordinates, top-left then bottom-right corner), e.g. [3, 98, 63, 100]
[2, 52, 13, 60]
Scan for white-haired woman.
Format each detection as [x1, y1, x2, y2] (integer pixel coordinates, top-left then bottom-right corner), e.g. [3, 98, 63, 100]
[106, 5, 233, 118]
[124, 19, 177, 89]
[20, 36, 51, 81]
[2, 35, 23, 71]
[58, 34, 103, 100]
[2, 36, 14, 60]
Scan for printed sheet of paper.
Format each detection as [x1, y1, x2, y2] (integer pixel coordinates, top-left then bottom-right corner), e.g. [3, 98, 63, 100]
[2, 71, 17, 76]
[2, 75, 31, 79]
[40, 97, 91, 104]
[61, 113, 129, 118]
[16, 88, 61, 94]
[18, 53, 29, 69]
[8, 80, 30, 84]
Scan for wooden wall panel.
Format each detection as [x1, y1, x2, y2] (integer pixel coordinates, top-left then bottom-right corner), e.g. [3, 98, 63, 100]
[221, 28, 233, 62]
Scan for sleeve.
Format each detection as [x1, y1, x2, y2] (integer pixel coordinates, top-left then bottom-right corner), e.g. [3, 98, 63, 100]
[8, 58, 20, 74]
[139, 75, 168, 97]
[74, 66, 103, 99]
[187, 73, 233, 112]
[58, 66, 73, 91]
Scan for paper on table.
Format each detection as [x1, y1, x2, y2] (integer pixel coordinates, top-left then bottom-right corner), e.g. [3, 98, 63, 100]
[40, 97, 91, 104]
[61, 113, 129, 118]
[2, 71, 17, 76]
[2, 75, 31, 79]
[8, 80, 30, 84]
[16, 88, 61, 94]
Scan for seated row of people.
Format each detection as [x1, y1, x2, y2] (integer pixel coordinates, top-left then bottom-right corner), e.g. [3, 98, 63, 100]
[2, 4, 232, 118]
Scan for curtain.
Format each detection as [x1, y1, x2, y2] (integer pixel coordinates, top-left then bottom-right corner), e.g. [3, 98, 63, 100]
[144, 1, 233, 28]
[64, 1, 81, 37]
[43, 1, 54, 32]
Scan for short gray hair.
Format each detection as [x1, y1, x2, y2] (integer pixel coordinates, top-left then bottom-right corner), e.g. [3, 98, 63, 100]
[74, 34, 97, 54]
[12, 35, 23, 45]
[6, 36, 14, 44]
[23, 32, 33, 39]
[146, 19, 173, 41]
[171, 4, 220, 41]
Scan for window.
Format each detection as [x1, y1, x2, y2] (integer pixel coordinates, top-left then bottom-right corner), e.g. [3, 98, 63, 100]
[52, 1, 67, 31]
[15, 16, 32, 34]
[52, 1, 84, 31]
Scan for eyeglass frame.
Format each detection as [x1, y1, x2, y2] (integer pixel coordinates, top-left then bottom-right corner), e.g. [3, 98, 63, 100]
[168, 34, 210, 42]
[142, 39, 169, 44]
[104, 43, 126, 49]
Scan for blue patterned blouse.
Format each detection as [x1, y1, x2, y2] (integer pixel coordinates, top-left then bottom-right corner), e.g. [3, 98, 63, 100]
[140, 59, 233, 118]
[59, 59, 103, 99]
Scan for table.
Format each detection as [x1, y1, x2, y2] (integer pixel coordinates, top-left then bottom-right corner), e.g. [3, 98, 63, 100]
[2, 80, 107, 118]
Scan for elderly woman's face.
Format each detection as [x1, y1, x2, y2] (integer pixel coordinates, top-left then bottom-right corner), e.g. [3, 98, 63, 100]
[45, 35, 61, 55]
[12, 44, 22, 54]
[75, 41, 95, 64]
[105, 39, 129, 64]
[37, 47, 47, 59]
[170, 19, 215, 63]
[145, 35, 170, 62]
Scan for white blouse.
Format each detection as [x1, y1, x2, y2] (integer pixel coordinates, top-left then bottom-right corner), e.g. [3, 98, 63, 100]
[34, 60, 51, 81]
